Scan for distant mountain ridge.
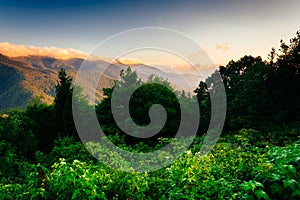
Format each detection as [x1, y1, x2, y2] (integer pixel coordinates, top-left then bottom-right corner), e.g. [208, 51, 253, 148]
[0, 54, 115, 110]
[0, 53, 202, 111]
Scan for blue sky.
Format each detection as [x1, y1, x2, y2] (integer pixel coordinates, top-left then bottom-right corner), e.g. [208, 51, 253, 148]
[0, 0, 299, 65]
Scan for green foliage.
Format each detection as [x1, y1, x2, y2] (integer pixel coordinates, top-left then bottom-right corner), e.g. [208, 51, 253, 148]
[96, 67, 182, 147]
[0, 140, 18, 178]
[0, 135, 299, 199]
[195, 30, 300, 132]
[24, 97, 56, 153]
[0, 64, 32, 111]
[0, 109, 38, 161]
[1, 30, 300, 200]
[36, 136, 95, 167]
[48, 159, 106, 199]
[255, 141, 300, 199]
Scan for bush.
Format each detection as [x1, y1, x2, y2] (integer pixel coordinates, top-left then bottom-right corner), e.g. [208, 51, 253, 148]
[36, 137, 95, 167]
[0, 140, 18, 179]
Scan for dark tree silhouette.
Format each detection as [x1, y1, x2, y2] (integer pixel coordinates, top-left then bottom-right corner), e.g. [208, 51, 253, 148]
[54, 68, 76, 138]
[96, 67, 181, 147]
[195, 30, 300, 134]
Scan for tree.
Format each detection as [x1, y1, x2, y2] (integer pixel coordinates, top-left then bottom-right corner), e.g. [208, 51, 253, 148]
[96, 67, 181, 147]
[195, 30, 300, 133]
[24, 97, 56, 153]
[194, 81, 211, 134]
[0, 109, 38, 161]
[54, 68, 75, 138]
[267, 30, 300, 127]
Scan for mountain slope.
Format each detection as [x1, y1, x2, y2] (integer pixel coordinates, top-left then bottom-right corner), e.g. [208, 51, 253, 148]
[0, 54, 58, 110]
[0, 54, 120, 111]
[0, 62, 31, 110]
[0, 53, 202, 111]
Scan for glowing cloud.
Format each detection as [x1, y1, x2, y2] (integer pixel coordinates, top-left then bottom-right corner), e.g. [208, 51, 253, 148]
[216, 42, 230, 52]
[0, 42, 88, 60]
[114, 57, 144, 65]
[166, 63, 217, 77]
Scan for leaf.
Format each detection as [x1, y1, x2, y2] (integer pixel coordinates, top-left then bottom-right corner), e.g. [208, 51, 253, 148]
[283, 179, 296, 189]
[85, 189, 91, 195]
[269, 183, 283, 195]
[72, 190, 80, 199]
[242, 181, 258, 192]
[270, 173, 281, 181]
[287, 165, 296, 174]
[255, 189, 269, 200]
[292, 189, 300, 197]
[242, 193, 254, 200]
[238, 163, 244, 170]
[255, 181, 263, 188]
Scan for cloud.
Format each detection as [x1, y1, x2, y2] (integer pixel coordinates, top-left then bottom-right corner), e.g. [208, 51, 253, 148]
[169, 64, 195, 71]
[188, 51, 204, 59]
[0, 42, 88, 60]
[166, 63, 217, 77]
[216, 42, 230, 52]
[114, 57, 144, 65]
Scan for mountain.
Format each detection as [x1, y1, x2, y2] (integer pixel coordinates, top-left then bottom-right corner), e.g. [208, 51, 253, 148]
[0, 53, 203, 111]
[0, 54, 60, 110]
[130, 64, 202, 92]
[0, 54, 118, 111]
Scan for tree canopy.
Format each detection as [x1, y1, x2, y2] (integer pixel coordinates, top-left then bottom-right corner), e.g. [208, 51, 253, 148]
[195, 30, 300, 133]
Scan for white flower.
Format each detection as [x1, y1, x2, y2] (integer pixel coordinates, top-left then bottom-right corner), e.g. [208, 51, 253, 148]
[60, 158, 66, 165]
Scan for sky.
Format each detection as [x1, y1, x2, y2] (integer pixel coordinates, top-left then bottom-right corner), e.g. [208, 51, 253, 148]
[0, 0, 299, 66]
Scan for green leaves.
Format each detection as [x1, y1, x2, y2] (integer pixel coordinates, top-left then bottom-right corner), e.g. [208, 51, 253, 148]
[283, 179, 297, 189]
[269, 183, 283, 195]
[0, 136, 299, 199]
[255, 189, 269, 200]
[287, 165, 297, 174]
[243, 181, 263, 192]
[241, 181, 270, 199]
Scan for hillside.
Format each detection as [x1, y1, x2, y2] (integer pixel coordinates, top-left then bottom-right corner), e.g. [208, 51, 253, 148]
[0, 53, 203, 111]
[0, 54, 116, 111]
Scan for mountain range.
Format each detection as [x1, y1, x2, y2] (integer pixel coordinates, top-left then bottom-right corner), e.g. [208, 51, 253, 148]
[0, 53, 203, 111]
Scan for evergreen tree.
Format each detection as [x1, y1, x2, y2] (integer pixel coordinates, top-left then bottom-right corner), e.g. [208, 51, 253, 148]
[54, 68, 75, 138]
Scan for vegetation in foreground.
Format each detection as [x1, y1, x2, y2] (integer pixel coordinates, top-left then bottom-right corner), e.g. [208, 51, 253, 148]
[0, 31, 299, 199]
[0, 133, 299, 199]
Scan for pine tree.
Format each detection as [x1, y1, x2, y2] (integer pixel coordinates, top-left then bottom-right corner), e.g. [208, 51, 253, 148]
[54, 68, 74, 137]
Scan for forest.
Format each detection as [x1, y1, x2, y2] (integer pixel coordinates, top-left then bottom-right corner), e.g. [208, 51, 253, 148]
[0, 31, 299, 199]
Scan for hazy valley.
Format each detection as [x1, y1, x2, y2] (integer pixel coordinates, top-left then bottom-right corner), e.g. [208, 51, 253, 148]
[0, 52, 202, 111]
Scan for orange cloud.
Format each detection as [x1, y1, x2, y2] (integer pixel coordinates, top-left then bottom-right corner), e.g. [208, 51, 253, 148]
[0, 42, 88, 60]
[114, 57, 144, 65]
[168, 63, 217, 76]
[216, 42, 230, 52]
[169, 64, 195, 71]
